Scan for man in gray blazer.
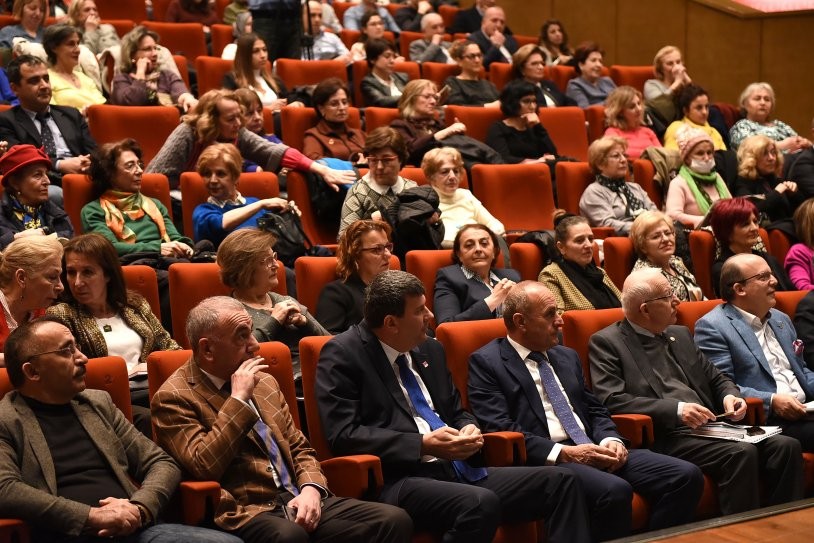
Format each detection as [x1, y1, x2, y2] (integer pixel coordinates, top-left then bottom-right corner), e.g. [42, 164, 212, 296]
[0, 318, 238, 543]
[589, 268, 804, 515]
[409, 13, 454, 64]
[696, 253, 814, 451]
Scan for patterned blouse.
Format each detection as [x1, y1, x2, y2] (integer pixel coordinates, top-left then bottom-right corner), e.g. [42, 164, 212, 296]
[729, 118, 798, 151]
[632, 256, 704, 301]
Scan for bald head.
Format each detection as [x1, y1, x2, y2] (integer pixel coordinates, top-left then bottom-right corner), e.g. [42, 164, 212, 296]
[622, 269, 664, 317]
[421, 12, 444, 35]
[504, 281, 562, 352]
[720, 253, 777, 316]
[622, 269, 678, 334]
[481, 7, 505, 35]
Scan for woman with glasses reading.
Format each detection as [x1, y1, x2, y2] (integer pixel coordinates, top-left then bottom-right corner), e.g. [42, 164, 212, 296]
[316, 220, 394, 334]
[217, 229, 328, 383]
[434, 224, 520, 325]
[539, 212, 621, 312]
[444, 40, 500, 107]
[630, 211, 703, 301]
[579, 136, 656, 236]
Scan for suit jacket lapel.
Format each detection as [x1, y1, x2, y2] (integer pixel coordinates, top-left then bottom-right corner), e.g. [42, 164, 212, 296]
[359, 324, 415, 421]
[620, 320, 664, 398]
[49, 108, 78, 155]
[723, 303, 774, 379]
[11, 394, 57, 493]
[498, 340, 550, 430]
[15, 108, 42, 148]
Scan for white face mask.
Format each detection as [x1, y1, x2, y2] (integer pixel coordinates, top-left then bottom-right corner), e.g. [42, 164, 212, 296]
[690, 158, 715, 174]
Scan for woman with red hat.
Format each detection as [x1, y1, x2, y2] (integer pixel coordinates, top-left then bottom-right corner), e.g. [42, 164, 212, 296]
[0, 144, 73, 249]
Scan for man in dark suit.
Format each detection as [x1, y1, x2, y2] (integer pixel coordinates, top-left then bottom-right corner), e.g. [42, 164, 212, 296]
[469, 281, 703, 540]
[467, 7, 517, 69]
[589, 268, 804, 515]
[0, 318, 239, 543]
[450, 0, 493, 34]
[696, 253, 814, 451]
[316, 270, 590, 543]
[0, 55, 96, 201]
[152, 296, 412, 543]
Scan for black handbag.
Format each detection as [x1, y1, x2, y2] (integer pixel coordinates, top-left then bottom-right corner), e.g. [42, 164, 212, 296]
[256, 209, 316, 267]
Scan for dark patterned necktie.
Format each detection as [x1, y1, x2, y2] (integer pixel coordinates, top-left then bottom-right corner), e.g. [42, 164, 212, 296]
[35, 111, 57, 158]
[528, 351, 591, 445]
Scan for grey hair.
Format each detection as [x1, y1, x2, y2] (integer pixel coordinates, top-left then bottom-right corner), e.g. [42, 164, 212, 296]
[621, 269, 664, 317]
[421, 12, 443, 31]
[186, 296, 247, 353]
[739, 82, 775, 114]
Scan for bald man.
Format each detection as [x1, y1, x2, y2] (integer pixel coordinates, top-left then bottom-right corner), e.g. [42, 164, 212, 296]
[468, 281, 703, 540]
[695, 253, 814, 451]
[467, 7, 518, 68]
[409, 13, 454, 64]
[589, 268, 803, 515]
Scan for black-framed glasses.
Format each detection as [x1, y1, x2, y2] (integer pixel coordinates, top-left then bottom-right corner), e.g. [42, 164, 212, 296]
[365, 155, 399, 166]
[462, 53, 483, 60]
[360, 243, 393, 256]
[730, 270, 773, 286]
[28, 343, 77, 361]
[643, 293, 674, 304]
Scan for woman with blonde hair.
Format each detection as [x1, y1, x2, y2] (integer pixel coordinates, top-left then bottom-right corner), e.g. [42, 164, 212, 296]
[0, 235, 64, 362]
[630, 210, 703, 301]
[0, 0, 47, 49]
[147, 89, 355, 189]
[316, 219, 393, 333]
[785, 198, 814, 290]
[643, 45, 692, 101]
[67, 0, 118, 54]
[733, 134, 800, 223]
[729, 82, 811, 152]
[603, 85, 661, 159]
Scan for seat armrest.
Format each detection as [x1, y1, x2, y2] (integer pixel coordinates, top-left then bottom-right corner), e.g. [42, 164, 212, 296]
[482, 431, 526, 466]
[0, 519, 28, 543]
[744, 397, 766, 425]
[178, 480, 221, 527]
[321, 455, 383, 500]
[611, 414, 654, 449]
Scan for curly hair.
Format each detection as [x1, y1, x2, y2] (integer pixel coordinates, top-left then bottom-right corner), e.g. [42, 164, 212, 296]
[629, 210, 673, 258]
[587, 136, 628, 175]
[119, 25, 160, 74]
[183, 89, 241, 145]
[604, 86, 643, 130]
[89, 138, 143, 197]
[736, 135, 783, 179]
[676, 84, 708, 117]
[336, 220, 392, 281]
[217, 229, 278, 290]
[449, 39, 477, 61]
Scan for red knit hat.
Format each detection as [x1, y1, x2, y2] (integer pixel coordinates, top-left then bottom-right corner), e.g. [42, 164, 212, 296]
[0, 145, 52, 186]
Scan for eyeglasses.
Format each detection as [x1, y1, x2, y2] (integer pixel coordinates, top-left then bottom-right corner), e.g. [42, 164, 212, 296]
[366, 155, 399, 166]
[360, 243, 393, 256]
[419, 93, 438, 101]
[261, 253, 278, 268]
[520, 97, 538, 105]
[122, 160, 143, 173]
[643, 292, 675, 304]
[462, 53, 483, 60]
[28, 342, 78, 361]
[646, 229, 675, 241]
[731, 270, 773, 286]
[607, 152, 628, 161]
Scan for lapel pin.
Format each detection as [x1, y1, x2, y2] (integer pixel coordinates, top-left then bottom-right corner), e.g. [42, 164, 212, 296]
[422, 361, 429, 368]
[669, 336, 675, 342]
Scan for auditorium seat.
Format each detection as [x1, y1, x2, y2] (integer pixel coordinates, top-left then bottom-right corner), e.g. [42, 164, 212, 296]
[775, 290, 808, 318]
[445, 104, 504, 143]
[632, 158, 662, 209]
[195, 56, 233, 95]
[210, 24, 233, 58]
[352, 60, 420, 106]
[284, 171, 340, 246]
[98, 0, 147, 20]
[122, 265, 162, 320]
[602, 236, 635, 290]
[141, 22, 208, 61]
[86, 105, 181, 164]
[584, 104, 605, 143]
[554, 161, 617, 239]
[609, 65, 653, 93]
[487, 62, 513, 91]
[768, 229, 793, 265]
[675, 299, 721, 333]
[362, 106, 402, 131]
[538, 106, 589, 162]
[276, 59, 349, 87]
[102, 19, 137, 38]
[509, 242, 545, 281]
[404, 249, 454, 315]
[421, 62, 461, 89]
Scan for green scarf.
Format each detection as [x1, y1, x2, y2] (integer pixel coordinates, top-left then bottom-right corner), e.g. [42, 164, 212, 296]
[677, 165, 730, 215]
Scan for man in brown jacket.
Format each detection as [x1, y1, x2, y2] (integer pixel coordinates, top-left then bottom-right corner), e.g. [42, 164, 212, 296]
[151, 296, 412, 543]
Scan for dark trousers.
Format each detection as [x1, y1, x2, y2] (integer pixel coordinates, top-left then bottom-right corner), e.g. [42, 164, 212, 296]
[379, 464, 590, 543]
[656, 433, 804, 514]
[252, 11, 303, 62]
[233, 496, 412, 543]
[773, 417, 814, 452]
[560, 448, 704, 541]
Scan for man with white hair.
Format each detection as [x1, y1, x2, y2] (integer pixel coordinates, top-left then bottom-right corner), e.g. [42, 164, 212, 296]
[696, 253, 814, 451]
[467, 6, 517, 68]
[589, 268, 804, 515]
[409, 13, 454, 64]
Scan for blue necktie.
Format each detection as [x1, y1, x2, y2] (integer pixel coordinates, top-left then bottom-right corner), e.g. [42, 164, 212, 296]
[395, 354, 488, 483]
[528, 351, 592, 445]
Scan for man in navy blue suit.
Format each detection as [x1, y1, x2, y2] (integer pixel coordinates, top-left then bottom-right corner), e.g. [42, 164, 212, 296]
[696, 253, 814, 451]
[469, 281, 704, 540]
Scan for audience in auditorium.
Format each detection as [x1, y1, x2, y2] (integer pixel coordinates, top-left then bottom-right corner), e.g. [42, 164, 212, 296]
[666, 126, 730, 228]
[0, 0, 47, 50]
[643, 45, 692, 102]
[709, 197, 793, 297]
[0, 235, 63, 362]
[733, 134, 801, 223]
[510, 44, 574, 108]
[603, 86, 662, 159]
[343, 0, 400, 32]
[486, 80, 558, 165]
[43, 24, 105, 112]
[539, 213, 621, 311]
[590, 268, 804, 515]
[302, 1, 350, 63]
[67, 0, 118, 55]
[424, 147, 504, 249]
[0, 144, 72, 248]
[217, 229, 328, 378]
[111, 25, 197, 111]
[785, 198, 814, 290]
[580, 136, 656, 235]
[663, 84, 726, 151]
[729, 82, 811, 152]
[192, 143, 293, 248]
[360, 37, 408, 107]
[631, 211, 703, 301]
[566, 42, 615, 108]
[409, 13, 453, 64]
[444, 39, 500, 107]
[303, 77, 365, 162]
[469, 6, 517, 69]
[316, 219, 394, 334]
[538, 19, 573, 66]
[434, 223, 519, 324]
[339, 127, 416, 237]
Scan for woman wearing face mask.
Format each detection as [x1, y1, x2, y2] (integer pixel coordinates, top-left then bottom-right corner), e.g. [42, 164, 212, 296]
[666, 127, 731, 228]
[663, 84, 727, 151]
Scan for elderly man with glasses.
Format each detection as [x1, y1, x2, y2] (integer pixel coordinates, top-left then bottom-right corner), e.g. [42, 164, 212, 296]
[589, 268, 804, 516]
[696, 253, 814, 452]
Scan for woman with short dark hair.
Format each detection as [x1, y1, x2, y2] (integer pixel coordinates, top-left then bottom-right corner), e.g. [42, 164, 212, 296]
[663, 84, 727, 151]
[510, 43, 573, 107]
[303, 77, 366, 162]
[565, 41, 615, 108]
[360, 37, 408, 107]
[43, 23, 105, 111]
